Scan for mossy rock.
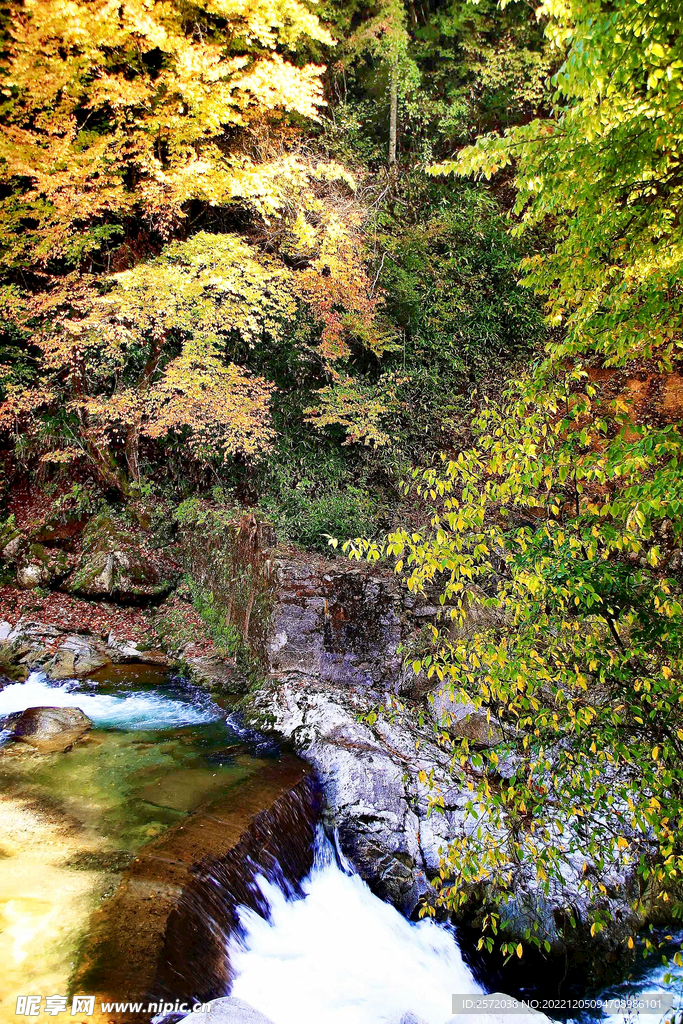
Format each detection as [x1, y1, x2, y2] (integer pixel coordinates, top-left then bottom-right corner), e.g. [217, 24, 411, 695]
[16, 543, 68, 589]
[81, 512, 137, 555]
[66, 547, 178, 601]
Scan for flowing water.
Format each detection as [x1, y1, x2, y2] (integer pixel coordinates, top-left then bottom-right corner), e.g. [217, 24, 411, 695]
[0, 669, 258, 1022]
[225, 844, 683, 1024]
[228, 833, 482, 1024]
[1, 671, 681, 1024]
[0, 671, 222, 731]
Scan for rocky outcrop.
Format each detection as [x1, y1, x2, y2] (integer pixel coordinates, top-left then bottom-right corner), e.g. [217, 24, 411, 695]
[268, 556, 405, 688]
[429, 686, 502, 746]
[0, 617, 168, 680]
[65, 513, 179, 601]
[249, 676, 467, 915]
[2, 705, 92, 752]
[242, 552, 644, 978]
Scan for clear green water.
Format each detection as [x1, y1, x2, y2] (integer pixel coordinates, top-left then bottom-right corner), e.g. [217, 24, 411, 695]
[0, 669, 258, 1020]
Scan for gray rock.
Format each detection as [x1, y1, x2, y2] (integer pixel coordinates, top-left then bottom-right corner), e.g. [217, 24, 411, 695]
[429, 686, 502, 747]
[16, 543, 69, 589]
[2, 534, 24, 562]
[0, 618, 62, 673]
[443, 584, 505, 640]
[16, 562, 45, 588]
[249, 677, 466, 914]
[3, 705, 92, 752]
[106, 634, 167, 666]
[179, 997, 276, 1023]
[183, 652, 247, 693]
[0, 618, 161, 679]
[43, 635, 113, 679]
[268, 558, 403, 689]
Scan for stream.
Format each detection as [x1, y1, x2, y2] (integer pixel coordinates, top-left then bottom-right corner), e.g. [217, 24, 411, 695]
[0, 671, 680, 1024]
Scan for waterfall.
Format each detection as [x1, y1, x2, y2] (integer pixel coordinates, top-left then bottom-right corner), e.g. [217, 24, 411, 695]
[226, 831, 482, 1024]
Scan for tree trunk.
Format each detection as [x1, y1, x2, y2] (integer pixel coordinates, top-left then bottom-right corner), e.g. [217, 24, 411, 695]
[71, 352, 131, 496]
[388, 66, 398, 168]
[125, 425, 141, 485]
[124, 334, 165, 486]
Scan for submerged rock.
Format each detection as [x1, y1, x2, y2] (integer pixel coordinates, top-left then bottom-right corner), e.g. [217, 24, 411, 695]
[179, 997, 276, 1023]
[3, 705, 92, 752]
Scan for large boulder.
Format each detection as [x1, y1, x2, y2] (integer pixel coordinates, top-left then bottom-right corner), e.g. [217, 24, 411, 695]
[0, 617, 167, 679]
[0, 618, 63, 677]
[183, 653, 248, 693]
[2, 705, 92, 752]
[65, 512, 179, 601]
[43, 634, 113, 680]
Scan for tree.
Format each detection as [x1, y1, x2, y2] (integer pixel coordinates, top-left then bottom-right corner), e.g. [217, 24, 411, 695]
[0, 0, 398, 494]
[433, 0, 683, 376]
[0, 0, 333, 272]
[0, 233, 294, 491]
[334, 0, 418, 167]
[345, 0, 683, 953]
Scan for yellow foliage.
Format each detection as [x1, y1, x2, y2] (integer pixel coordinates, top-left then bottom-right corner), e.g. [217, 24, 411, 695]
[0, 0, 332, 264]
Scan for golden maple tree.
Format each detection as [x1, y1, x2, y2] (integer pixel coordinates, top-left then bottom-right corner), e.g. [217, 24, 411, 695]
[0, 0, 388, 491]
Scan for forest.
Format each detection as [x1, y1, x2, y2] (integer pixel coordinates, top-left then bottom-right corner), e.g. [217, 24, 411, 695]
[0, 0, 683, 1014]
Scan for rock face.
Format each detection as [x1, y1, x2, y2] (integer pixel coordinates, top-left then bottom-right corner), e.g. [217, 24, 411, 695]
[250, 555, 487, 914]
[268, 557, 404, 688]
[3, 705, 92, 752]
[244, 553, 643, 976]
[429, 687, 502, 746]
[251, 676, 465, 915]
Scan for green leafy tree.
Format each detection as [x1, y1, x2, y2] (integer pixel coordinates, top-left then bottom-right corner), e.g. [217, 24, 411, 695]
[344, 0, 683, 955]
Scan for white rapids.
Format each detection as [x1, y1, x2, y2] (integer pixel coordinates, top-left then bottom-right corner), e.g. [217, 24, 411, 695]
[0, 671, 222, 731]
[228, 837, 482, 1024]
[225, 837, 681, 1024]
